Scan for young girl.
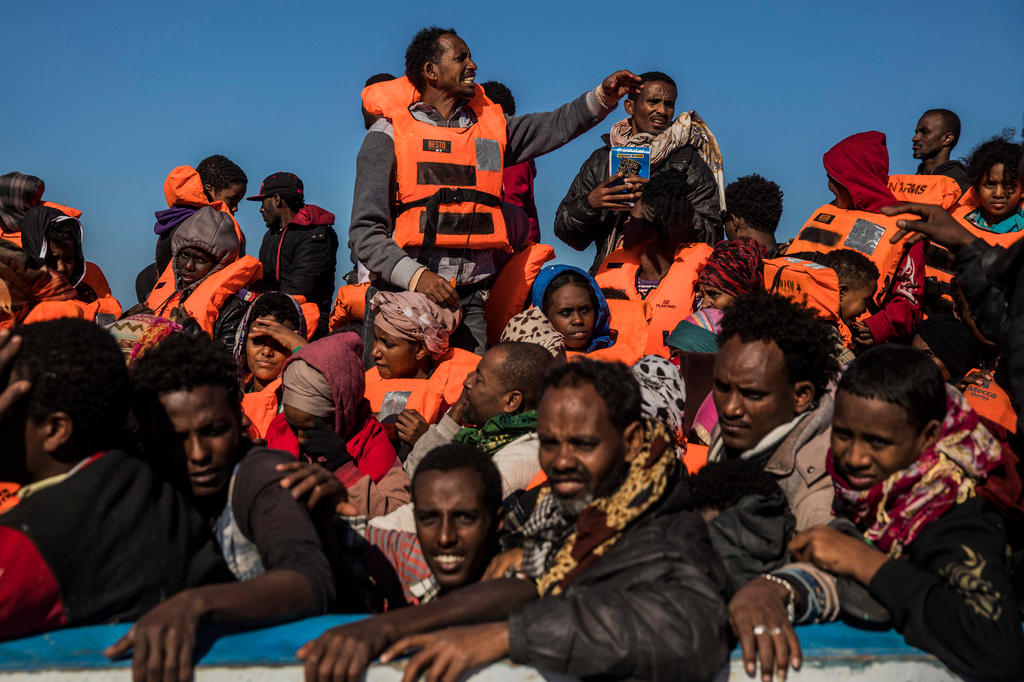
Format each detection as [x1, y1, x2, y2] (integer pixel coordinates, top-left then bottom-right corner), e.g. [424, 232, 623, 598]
[530, 264, 611, 353]
[956, 135, 1023, 234]
[787, 345, 1024, 679]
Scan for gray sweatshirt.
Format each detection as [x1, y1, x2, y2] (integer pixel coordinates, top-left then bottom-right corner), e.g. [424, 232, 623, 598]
[349, 87, 616, 288]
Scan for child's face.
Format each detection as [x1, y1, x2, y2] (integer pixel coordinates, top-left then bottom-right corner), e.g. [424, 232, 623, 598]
[838, 282, 875, 327]
[44, 241, 78, 281]
[830, 389, 940, 490]
[977, 163, 1022, 222]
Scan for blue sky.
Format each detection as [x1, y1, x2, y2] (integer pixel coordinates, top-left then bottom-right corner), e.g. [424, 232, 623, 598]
[5, 0, 1022, 304]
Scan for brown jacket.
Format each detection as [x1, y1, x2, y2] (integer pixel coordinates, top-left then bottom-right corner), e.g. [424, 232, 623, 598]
[709, 394, 834, 531]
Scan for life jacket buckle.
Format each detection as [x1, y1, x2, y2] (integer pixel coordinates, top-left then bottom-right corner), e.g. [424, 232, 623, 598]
[438, 187, 467, 204]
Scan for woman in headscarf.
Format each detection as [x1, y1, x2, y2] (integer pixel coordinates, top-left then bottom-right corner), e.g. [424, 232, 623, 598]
[632, 356, 687, 459]
[500, 306, 566, 360]
[696, 237, 768, 310]
[20, 205, 122, 319]
[530, 264, 612, 353]
[666, 308, 724, 472]
[232, 292, 311, 439]
[365, 291, 479, 446]
[265, 332, 410, 517]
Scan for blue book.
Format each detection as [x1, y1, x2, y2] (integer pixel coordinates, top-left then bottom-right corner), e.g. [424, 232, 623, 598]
[609, 146, 651, 180]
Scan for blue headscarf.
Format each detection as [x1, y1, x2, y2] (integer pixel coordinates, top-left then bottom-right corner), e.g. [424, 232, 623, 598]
[530, 264, 612, 352]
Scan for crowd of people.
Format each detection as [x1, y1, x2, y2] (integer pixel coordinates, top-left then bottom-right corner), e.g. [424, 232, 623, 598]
[1, 24, 1023, 682]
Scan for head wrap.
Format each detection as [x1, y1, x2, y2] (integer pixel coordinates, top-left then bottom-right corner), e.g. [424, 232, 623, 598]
[500, 307, 565, 357]
[697, 238, 768, 299]
[632, 356, 687, 445]
[105, 314, 182, 365]
[667, 308, 724, 354]
[823, 131, 900, 213]
[530, 264, 611, 352]
[914, 315, 981, 381]
[0, 172, 45, 233]
[280, 332, 368, 437]
[20, 206, 86, 287]
[370, 291, 461, 359]
[282, 359, 334, 420]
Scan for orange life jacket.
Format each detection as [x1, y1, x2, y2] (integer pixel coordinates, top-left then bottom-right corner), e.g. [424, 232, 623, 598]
[594, 243, 712, 357]
[763, 256, 851, 347]
[485, 242, 555, 345]
[950, 196, 1024, 249]
[566, 298, 651, 366]
[242, 377, 282, 440]
[887, 174, 962, 210]
[0, 482, 19, 514]
[526, 470, 548, 490]
[428, 347, 481, 409]
[329, 282, 371, 331]
[162, 166, 246, 246]
[962, 371, 1018, 435]
[683, 442, 709, 475]
[786, 204, 912, 306]
[361, 77, 510, 253]
[283, 294, 321, 340]
[145, 256, 263, 336]
[22, 300, 86, 324]
[80, 262, 122, 319]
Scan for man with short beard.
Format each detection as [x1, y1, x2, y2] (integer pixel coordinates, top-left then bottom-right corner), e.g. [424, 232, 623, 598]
[298, 359, 730, 682]
[912, 109, 969, 191]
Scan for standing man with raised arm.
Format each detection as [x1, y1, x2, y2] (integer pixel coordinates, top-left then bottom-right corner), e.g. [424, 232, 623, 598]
[349, 26, 641, 357]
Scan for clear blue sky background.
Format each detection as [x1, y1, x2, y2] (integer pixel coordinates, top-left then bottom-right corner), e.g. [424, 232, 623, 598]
[5, 0, 1022, 304]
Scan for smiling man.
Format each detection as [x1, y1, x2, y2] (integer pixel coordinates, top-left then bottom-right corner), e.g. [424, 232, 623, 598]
[298, 359, 730, 682]
[555, 70, 724, 273]
[352, 26, 642, 355]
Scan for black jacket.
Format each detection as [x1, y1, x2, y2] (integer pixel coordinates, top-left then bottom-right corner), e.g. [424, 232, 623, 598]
[507, 477, 731, 681]
[918, 160, 970, 192]
[554, 136, 722, 273]
[867, 497, 1024, 680]
[258, 205, 338, 337]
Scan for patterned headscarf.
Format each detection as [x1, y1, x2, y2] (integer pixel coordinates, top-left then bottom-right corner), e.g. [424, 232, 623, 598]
[500, 306, 565, 358]
[667, 308, 724, 354]
[521, 418, 677, 595]
[632, 356, 687, 447]
[829, 386, 1006, 558]
[0, 172, 45, 233]
[105, 314, 182, 365]
[697, 238, 769, 299]
[370, 291, 461, 359]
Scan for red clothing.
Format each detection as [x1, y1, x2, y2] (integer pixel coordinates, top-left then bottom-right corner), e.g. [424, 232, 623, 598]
[264, 411, 398, 487]
[503, 160, 540, 243]
[824, 131, 922, 342]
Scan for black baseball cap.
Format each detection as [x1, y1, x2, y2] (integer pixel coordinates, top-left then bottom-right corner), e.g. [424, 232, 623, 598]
[246, 172, 304, 201]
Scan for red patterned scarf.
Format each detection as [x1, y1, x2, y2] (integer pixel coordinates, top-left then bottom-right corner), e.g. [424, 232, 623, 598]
[828, 386, 1007, 557]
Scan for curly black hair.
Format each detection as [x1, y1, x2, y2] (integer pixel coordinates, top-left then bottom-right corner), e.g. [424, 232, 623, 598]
[689, 459, 782, 511]
[247, 292, 301, 333]
[627, 71, 676, 102]
[413, 442, 503, 517]
[365, 72, 395, 87]
[481, 81, 515, 115]
[543, 358, 641, 432]
[641, 168, 696, 247]
[718, 290, 840, 401]
[11, 319, 130, 458]
[195, 155, 247, 193]
[724, 174, 783, 235]
[966, 133, 1021, 191]
[491, 341, 556, 411]
[405, 26, 458, 92]
[131, 332, 241, 417]
[839, 345, 945, 431]
[44, 215, 81, 251]
[819, 248, 880, 291]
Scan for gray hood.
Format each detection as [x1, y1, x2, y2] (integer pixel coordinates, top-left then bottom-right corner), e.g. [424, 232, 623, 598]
[170, 206, 240, 290]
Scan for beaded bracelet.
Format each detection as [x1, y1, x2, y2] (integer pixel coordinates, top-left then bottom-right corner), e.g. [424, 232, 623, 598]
[761, 573, 796, 623]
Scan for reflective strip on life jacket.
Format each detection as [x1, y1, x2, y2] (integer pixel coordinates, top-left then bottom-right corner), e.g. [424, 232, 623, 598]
[146, 256, 263, 335]
[485, 242, 556, 345]
[362, 76, 510, 253]
[763, 257, 850, 347]
[887, 174, 962, 210]
[364, 371, 445, 438]
[786, 204, 912, 306]
[594, 243, 712, 357]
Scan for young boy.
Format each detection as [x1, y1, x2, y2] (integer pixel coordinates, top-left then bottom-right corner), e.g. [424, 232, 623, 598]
[724, 174, 784, 256]
[786, 345, 1024, 680]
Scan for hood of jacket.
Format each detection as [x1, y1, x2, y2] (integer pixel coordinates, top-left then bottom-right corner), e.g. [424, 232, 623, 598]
[530, 264, 612, 352]
[289, 204, 335, 228]
[171, 206, 241, 291]
[823, 131, 900, 213]
[20, 205, 86, 287]
[163, 166, 209, 208]
[0, 172, 45, 233]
